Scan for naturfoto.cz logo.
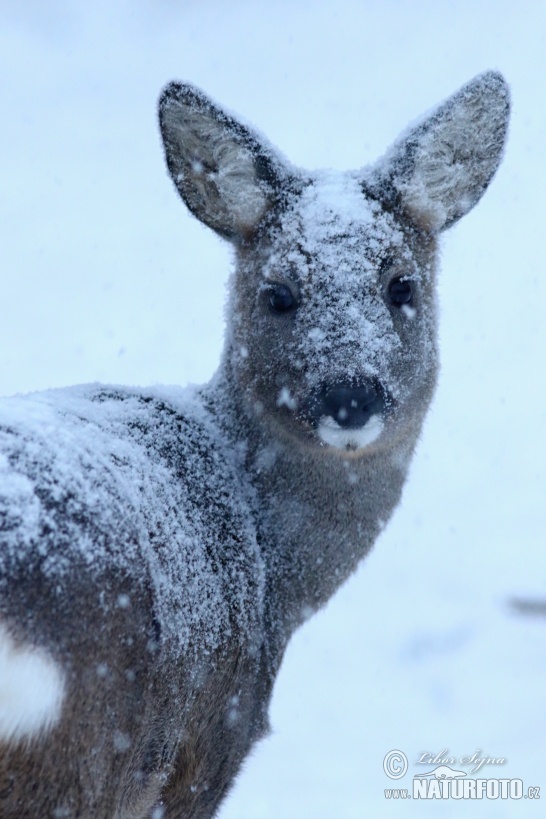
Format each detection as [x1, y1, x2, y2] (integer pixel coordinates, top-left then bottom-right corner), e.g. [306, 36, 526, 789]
[383, 750, 541, 801]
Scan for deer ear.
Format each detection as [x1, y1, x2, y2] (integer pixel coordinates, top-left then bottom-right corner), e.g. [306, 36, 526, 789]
[376, 71, 510, 232]
[159, 83, 286, 241]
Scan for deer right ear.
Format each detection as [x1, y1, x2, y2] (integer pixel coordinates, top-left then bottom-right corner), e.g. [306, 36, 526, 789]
[375, 71, 510, 233]
[159, 83, 285, 242]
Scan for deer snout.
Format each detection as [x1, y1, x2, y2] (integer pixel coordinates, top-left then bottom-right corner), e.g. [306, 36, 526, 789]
[321, 384, 384, 428]
[309, 382, 385, 428]
[303, 381, 388, 452]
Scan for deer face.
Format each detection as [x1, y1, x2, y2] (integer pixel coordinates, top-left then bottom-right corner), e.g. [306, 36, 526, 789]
[159, 73, 509, 456]
[230, 171, 438, 454]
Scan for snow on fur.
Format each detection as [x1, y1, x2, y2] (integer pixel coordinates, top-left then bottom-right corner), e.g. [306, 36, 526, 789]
[0, 385, 263, 657]
[265, 170, 409, 391]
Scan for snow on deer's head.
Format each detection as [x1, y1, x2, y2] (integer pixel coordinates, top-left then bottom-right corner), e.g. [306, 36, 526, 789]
[159, 73, 509, 456]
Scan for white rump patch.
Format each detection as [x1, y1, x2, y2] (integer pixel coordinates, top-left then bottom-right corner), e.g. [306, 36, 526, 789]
[318, 414, 384, 451]
[0, 623, 65, 742]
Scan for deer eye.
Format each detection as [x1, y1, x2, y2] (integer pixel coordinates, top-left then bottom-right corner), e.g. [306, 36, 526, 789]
[388, 277, 413, 307]
[268, 283, 297, 313]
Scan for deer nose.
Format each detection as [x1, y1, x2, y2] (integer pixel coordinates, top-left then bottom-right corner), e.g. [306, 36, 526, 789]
[312, 383, 385, 428]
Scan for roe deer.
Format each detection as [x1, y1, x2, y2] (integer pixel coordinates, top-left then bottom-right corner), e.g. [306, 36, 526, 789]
[0, 72, 509, 818]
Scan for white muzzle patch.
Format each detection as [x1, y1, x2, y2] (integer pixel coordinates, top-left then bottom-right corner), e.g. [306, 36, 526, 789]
[0, 623, 66, 742]
[318, 414, 384, 451]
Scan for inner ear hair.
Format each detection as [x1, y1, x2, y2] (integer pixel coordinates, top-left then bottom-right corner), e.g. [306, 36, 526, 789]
[159, 83, 290, 241]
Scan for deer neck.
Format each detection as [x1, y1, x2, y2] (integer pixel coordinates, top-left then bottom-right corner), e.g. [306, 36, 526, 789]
[201, 361, 420, 660]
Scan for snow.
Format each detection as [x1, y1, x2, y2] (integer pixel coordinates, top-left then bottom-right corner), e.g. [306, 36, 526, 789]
[1, 2, 545, 817]
[0, 384, 263, 657]
[265, 171, 408, 392]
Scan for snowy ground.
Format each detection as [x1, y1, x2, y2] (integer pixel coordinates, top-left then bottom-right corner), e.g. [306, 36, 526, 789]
[1, 2, 545, 816]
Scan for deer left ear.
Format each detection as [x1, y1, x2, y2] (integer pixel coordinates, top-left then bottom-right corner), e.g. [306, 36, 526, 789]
[375, 71, 510, 233]
[159, 83, 289, 242]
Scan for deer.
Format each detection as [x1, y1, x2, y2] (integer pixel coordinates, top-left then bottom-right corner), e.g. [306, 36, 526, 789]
[0, 71, 509, 818]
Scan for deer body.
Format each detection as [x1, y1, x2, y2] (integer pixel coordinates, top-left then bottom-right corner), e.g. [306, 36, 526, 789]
[0, 73, 509, 817]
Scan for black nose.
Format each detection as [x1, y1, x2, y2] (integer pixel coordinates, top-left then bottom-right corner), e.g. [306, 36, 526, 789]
[308, 382, 385, 428]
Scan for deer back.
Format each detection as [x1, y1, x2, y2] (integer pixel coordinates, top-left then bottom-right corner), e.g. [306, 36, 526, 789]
[0, 386, 268, 817]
